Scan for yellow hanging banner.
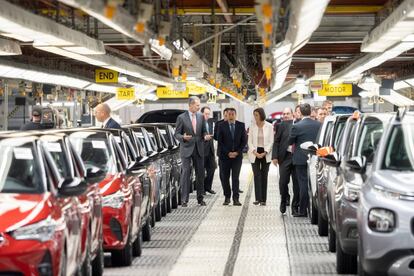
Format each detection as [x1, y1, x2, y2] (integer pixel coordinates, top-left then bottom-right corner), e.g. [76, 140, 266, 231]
[156, 87, 189, 98]
[318, 83, 352, 96]
[95, 69, 118, 83]
[116, 88, 135, 100]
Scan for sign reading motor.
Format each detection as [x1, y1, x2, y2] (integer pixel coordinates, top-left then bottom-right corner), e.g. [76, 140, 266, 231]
[318, 83, 352, 97]
[95, 69, 118, 83]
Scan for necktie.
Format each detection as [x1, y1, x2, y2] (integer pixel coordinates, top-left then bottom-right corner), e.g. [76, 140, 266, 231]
[230, 123, 235, 139]
[192, 113, 197, 134]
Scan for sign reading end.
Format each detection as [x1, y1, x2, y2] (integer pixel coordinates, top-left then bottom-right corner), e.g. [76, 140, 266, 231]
[95, 69, 118, 83]
[117, 88, 135, 100]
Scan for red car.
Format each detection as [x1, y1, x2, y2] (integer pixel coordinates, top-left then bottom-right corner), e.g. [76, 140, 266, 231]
[39, 133, 104, 275]
[67, 129, 143, 266]
[0, 134, 87, 276]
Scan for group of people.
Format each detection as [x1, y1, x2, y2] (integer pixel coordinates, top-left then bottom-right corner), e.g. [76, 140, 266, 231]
[175, 96, 333, 218]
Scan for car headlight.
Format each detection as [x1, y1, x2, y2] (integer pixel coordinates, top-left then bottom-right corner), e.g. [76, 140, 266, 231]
[102, 190, 125, 208]
[344, 181, 361, 202]
[11, 217, 58, 242]
[368, 208, 395, 233]
[373, 185, 401, 200]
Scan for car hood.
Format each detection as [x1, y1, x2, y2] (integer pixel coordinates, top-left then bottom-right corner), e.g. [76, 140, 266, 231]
[0, 193, 51, 232]
[371, 171, 414, 194]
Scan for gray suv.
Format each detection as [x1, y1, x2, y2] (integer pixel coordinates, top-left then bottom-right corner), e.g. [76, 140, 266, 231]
[323, 112, 392, 274]
[358, 111, 414, 276]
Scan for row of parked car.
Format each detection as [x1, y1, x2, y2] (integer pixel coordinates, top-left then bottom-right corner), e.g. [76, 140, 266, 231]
[302, 109, 414, 275]
[0, 122, 186, 276]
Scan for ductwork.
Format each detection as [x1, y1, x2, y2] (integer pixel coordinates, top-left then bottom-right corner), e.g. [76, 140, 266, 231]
[271, 0, 329, 90]
[59, 0, 172, 60]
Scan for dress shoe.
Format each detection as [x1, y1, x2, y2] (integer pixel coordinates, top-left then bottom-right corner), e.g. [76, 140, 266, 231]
[260, 202, 266, 206]
[253, 201, 260, 205]
[233, 201, 242, 206]
[182, 202, 188, 207]
[239, 189, 244, 193]
[198, 200, 206, 206]
[280, 202, 287, 214]
[223, 199, 230, 205]
[206, 189, 216, 194]
[293, 212, 308, 217]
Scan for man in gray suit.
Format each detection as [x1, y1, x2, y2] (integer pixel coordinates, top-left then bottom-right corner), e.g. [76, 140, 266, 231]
[175, 96, 210, 207]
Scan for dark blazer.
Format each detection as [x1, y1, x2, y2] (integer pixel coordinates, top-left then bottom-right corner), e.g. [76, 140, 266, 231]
[217, 120, 247, 160]
[175, 111, 207, 158]
[204, 120, 215, 156]
[272, 120, 293, 163]
[105, 117, 121, 129]
[288, 118, 321, 165]
[213, 119, 224, 141]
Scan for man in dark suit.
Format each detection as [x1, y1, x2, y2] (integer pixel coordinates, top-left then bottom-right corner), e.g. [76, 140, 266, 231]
[201, 106, 216, 194]
[175, 96, 210, 207]
[217, 108, 247, 206]
[272, 107, 300, 214]
[94, 103, 121, 129]
[288, 103, 321, 217]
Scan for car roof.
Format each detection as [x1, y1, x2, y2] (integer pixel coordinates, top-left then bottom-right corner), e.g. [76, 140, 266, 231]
[136, 109, 185, 123]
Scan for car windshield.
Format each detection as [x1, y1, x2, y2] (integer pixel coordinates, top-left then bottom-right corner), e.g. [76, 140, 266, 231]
[333, 121, 346, 148]
[383, 124, 414, 171]
[356, 121, 384, 163]
[42, 141, 71, 178]
[0, 142, 43, 193]
[69, 136, 116, 175]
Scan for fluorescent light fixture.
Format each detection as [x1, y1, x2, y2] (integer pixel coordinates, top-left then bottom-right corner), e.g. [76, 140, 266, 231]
[150, 39, 173, 60]
[0, 38, 21, 56]
[361, 0, 414, 53]
[330, 41, 414, 84]
[84, 83, 118, 93]
[33, 45, 108, 67]
[0, 63, 90, 89]
[0, 0, 105, 50]
[382, 90, 414, 107]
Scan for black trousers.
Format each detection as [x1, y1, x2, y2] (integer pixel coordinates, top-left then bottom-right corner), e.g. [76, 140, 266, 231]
[279, 155, 300, 208]
[251, 147, 270, 202]
[204, 152, 216, 191]
[180, 147, 204, 203]
[295, 164, 309, 214]
[220, 157, 242, 201]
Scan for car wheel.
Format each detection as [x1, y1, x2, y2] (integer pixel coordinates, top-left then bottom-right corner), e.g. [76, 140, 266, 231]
[91, 240, 104, 276]
[155, 203, 162, 221]
[336, 236, 357, 274]
[142, 217, 152, 242]
[81, 232, 92, 276]
[317, 208, 328, 236]
[166, 195, 172, 213]
[132, 230, 143, 257]
[111, 228, 133, 266]
[310, 200, 318, 225]
[328, 222, 336, 253]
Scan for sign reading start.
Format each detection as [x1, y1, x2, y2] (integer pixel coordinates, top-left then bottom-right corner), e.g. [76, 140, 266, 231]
[95, 69, 118, 83]
[116, 88, 135, 100]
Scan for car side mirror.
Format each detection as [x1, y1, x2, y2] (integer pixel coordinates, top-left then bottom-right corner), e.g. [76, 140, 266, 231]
[301, 141, 318, 155]
[346, 156, 366, 173]
[58, 177, 87, 197]
[86, 167, 106, 184]
[321, 152, 341, 167]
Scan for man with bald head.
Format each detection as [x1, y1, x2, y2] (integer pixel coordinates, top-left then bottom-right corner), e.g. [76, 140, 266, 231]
[94, 103, 121, 129]
[272, 107, 299, 214]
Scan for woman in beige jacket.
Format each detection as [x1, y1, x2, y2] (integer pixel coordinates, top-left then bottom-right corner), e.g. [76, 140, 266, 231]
[247, 107, 274, 205]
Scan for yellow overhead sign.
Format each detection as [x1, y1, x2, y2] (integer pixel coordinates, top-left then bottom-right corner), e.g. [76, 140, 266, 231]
[116, 88, 135, 100]
[156, 87, 189, 98]
[187, 82, 207, 95]
[95, 69, 118, 83]
[318, 83, 352, 97]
